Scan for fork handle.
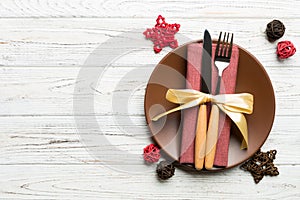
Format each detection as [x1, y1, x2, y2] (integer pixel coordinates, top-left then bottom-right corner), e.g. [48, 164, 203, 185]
[204, 75, 221, 169]
[215, 75, 221, 94]
[205, 104, 219, 169]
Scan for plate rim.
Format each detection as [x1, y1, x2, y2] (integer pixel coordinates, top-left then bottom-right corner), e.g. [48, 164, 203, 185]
[144, 39, 276, 171]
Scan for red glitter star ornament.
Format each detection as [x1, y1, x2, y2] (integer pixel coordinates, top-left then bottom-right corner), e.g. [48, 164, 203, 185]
[143, 144, 161, 163]
[143, 15, 180, 53]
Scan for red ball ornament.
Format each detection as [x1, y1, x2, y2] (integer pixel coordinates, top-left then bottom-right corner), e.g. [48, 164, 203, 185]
[143, 144, 160, 163]
[277, 41, 296, 59]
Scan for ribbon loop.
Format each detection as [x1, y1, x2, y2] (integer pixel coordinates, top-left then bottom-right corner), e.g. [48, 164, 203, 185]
[151, 89, 254, 149]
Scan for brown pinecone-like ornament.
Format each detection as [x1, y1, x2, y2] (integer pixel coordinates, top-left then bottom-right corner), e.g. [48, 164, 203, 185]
[266, 20, 285, 42]
[156, 161, 175, 180]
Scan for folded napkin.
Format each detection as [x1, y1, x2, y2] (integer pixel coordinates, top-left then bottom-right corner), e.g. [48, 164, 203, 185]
[179, 44, 201, 164]
[179, 43, 239, 167]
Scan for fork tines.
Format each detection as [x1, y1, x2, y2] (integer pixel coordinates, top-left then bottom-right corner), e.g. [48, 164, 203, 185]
[215, 32, 233, 60]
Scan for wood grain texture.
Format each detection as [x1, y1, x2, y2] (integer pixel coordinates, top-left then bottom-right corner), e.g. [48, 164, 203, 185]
[0, 18, 299, 66]
[0, 0, 299, 18]
[1, 0, 299, 198]
[0, 165, 298, 199]
[0, 115, 299, 165]
[0, 66, 300, 116]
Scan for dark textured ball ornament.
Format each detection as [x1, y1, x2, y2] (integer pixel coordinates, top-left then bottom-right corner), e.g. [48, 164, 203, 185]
[156, 161, 175, 180]
[266, 20, 285, 42]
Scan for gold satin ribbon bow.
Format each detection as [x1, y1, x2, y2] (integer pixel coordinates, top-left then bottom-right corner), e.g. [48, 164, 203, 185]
[151, 89, 254, 149]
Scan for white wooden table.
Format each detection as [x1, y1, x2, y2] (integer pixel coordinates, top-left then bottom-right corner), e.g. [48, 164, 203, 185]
[0, 0, 299, 199]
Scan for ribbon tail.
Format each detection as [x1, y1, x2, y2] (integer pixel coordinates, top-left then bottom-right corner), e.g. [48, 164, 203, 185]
[151, 98, 202, 121]
[151, 104, 185, 121]
[218, 105, 249, 149]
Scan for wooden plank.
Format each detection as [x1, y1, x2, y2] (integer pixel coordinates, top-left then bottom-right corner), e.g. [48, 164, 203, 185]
[0, 164, 298, 199]
[0, 66, 299, 116]
[0, 115, 298, 165]
[0, 0, 299, 18]
[0, 1, 298, 199]
[0, 18, 299, 66]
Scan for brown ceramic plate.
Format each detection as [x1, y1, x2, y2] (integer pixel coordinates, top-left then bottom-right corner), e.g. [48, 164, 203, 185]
[144, 40, 276, 170]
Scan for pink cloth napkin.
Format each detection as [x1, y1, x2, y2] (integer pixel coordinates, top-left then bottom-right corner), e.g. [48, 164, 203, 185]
[179, 43, 201, 164]
[180, 43, 239, 167]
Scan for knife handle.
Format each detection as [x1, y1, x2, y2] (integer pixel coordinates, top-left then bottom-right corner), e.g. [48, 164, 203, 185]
[205, 104, 220, 169]
[194, 104, 207, 170]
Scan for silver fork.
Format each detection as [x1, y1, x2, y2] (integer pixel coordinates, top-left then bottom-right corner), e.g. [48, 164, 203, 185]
[214, 32, 233, 94]
[204, 32, 234, 169]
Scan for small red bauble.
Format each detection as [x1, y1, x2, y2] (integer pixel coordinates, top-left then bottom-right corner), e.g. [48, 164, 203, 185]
[143, 144, 160, 163]
[143, 15, 180, 53]
[277, 41, 296, 59]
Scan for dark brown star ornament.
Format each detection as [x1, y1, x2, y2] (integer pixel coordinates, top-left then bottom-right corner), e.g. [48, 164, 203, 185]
[240, 149, 279, 183]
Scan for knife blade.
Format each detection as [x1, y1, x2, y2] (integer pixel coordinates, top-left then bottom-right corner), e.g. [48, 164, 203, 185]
[201, 30, 212, 95]
[195, 30, 212, 170]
